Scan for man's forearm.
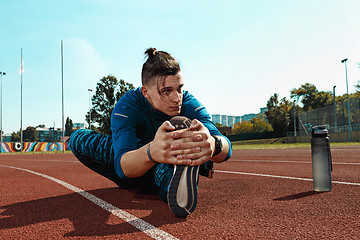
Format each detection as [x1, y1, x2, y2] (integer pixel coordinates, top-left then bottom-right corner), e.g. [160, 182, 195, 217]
[120, 144, 155, 178]
[210, 136, 230, 163]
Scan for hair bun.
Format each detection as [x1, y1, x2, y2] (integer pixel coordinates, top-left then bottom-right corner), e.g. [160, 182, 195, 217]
[141, 47, 180, 86]
[145, 47, 158, 58]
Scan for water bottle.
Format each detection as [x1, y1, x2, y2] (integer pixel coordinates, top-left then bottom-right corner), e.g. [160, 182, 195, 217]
[311, 125, 332, 192]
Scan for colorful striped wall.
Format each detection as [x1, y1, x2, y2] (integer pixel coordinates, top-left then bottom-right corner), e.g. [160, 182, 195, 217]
[1, 142, 69, 153]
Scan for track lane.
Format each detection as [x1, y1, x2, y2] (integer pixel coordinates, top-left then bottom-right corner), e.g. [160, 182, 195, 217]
[1, 147, 360, 239]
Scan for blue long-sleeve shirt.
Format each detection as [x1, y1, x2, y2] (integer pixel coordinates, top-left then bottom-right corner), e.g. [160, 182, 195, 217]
[110, 87, 232, 179]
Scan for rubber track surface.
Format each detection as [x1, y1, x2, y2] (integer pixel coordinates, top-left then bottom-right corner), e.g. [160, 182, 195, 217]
[1, 146, 359, 239]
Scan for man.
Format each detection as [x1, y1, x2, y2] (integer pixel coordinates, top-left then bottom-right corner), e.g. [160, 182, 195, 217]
[69, 48, 232, 217]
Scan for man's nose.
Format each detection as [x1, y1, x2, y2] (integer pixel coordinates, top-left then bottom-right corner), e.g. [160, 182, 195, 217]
[170, 91, 182, 102]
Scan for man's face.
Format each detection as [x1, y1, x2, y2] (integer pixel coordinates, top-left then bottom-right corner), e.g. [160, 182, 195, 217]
[142, 72, 184, 116]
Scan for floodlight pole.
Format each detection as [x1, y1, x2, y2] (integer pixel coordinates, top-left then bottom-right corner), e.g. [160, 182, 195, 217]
[0, 71, 6, 153]
[333, 86, 337, 132]
[88, 89, 93, 129]
[61, 41, 65, 152]
[341, 58, 351, 142]
[293, 99, 297, 137]
[20, 48, 23, 154]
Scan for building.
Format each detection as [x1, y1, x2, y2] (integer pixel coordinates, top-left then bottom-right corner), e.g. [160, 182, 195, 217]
[221, 115, 228, 126]
[73, 123, 86, 130]
[241, 113, 257, 122]
[212, 114, 221, 125]
[211, 107, 267, 127]
[212, 114, 242, 127]
[227, 116, 236, 127]
[37, 127, 64, 142]
[260, 107, 268, 114]
[241, 107, 269, 122]
[2, 134, 11, 142]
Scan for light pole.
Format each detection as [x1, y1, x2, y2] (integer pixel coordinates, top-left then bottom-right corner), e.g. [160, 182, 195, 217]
[61, 41, 65, 153]
[88, 89, 93, 129]
[293, 99, 297, 137]
[0, 71, 6, 153]
[341, 58, 351, 142]
[333, 86, 337, 132]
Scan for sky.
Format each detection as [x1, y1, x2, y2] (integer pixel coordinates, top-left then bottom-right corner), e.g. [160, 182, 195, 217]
[0, 0, 359, 134]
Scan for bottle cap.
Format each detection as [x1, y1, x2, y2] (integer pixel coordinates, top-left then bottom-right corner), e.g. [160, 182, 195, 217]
[312, 125, 328, 137]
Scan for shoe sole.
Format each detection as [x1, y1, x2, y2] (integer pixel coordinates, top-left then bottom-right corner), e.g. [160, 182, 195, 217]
[167, 116, 199, 218]
[167, 164, 199, 218]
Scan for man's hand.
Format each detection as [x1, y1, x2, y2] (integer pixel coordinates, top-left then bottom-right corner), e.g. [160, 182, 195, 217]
[149, 120, 194, 165]
[168, 119, 215, 166]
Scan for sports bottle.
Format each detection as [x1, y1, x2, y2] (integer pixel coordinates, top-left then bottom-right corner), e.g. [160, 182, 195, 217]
[311, 125, 332, 192]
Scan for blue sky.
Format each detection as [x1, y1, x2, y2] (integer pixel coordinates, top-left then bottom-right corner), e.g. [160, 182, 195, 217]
[0, 0, 359, 134]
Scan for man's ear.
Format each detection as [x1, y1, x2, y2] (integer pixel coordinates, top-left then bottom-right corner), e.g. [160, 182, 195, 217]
[141, 86, 149, 99]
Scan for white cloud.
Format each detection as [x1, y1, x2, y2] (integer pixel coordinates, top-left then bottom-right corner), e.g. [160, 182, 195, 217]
[64, 37, 111, 87]
[61, 37, 112, 126]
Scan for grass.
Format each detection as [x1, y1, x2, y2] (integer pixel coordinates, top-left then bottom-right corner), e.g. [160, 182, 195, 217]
[232, 141, 360, 150]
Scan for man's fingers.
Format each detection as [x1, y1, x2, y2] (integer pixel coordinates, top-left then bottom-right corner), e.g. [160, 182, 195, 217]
[164, 155, 192, 165]
[190, 119, 206, 131]
[170, 146, 201, 156]
[171, 129, 205, 141]
[189, 155, 211, 166]
[159, 120, 176, 132]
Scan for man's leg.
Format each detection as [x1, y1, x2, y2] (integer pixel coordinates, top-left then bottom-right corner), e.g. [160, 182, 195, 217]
[154, 163, 174, 202]
[69, 129, 160, 192]
[69, 129, 122, 184]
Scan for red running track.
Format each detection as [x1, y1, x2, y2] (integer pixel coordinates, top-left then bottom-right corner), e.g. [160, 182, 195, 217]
[1, 146, 359, 239]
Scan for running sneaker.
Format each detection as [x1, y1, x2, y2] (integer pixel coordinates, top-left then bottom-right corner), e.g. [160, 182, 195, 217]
[167, 116, 200, 218]
[199, 160, 215, 178]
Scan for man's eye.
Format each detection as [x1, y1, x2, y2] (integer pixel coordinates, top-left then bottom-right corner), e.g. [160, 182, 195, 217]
[162, 90, 171, 95]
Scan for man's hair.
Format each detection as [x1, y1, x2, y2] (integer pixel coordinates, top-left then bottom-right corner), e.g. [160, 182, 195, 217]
[141, 48, 180, 87]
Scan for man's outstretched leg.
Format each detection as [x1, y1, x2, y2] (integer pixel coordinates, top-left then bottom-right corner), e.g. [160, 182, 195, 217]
[69, 129, 156, 190]
[68, 129, 121, 184]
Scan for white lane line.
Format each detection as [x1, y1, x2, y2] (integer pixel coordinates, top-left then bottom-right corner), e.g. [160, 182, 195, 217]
[0, 164, 178, 240]
[215, 170, 360, 186]
[229, 160, 360, 165]
[0, 159, 79, 163]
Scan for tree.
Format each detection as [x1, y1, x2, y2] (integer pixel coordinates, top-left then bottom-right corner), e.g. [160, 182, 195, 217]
[87, 75, 135, 135]
[65, 117, 74, 136]
[355, 81, 360, 93]
[11, 131, 20, 142]
[357, 63, 360, 92]
[265, 93, 291, 137]
[232, 121, 254, 134]
[23, 127, 37, 142]
[251, 117, 273, 133]
[290, 83, 332, 111]
[215, 123, 223, 128]
[358, 63, 360, 91]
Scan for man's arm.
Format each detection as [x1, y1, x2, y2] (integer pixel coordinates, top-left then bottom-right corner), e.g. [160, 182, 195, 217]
[208, 135, 231, 163]
[119, 144, 155, 178]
